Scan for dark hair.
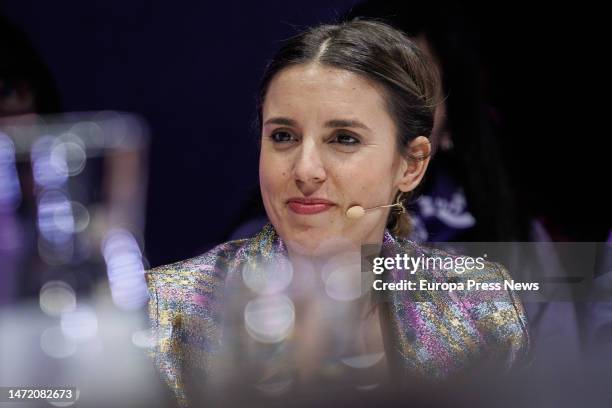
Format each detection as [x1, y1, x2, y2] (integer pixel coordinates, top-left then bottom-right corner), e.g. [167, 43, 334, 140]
[255, 19, 442, 237]
[0, 14, 61, 114]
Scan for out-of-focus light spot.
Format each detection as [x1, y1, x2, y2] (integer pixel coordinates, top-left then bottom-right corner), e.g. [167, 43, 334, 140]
[36, 190, 75, 264]
[40, 326, 76, 359]
[68, 201, 90, 233]
[244, 295, 295, 344]
[102, 229, 148, 310]
[255, 378, 293, 397]
[52, 203, 75, 234]
[39, 281, 76, 316]
[37, 190, 74, 241]
[51, 141, 86, 176]
[242, 256, 293, 295]
[69, 121, 104, 150]
[340, 352, 385, 369]
[60, 304, 98, 341]
[0, 132, 22, 211]
[31, 136, 68, 188]
[0, 134, 22, 249]
[58, 131, 85, 149]
[47, 389, 80, 407]
[321, 252, 363, 302]
[131, 329, 155, 349]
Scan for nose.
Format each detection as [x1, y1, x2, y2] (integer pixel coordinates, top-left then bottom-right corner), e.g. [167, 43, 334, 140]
[293, 138, 326, 195]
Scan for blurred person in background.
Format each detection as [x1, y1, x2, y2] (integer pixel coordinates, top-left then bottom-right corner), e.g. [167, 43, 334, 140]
[0, 13, 148, 309]
[0, 13, 62, 305]
[0, 14, 61, 117]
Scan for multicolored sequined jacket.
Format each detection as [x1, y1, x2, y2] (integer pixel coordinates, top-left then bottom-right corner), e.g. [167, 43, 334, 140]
[145, 224, 530, 407]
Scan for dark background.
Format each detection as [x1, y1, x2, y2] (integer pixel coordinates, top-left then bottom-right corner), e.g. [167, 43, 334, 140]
[1, 1, 607, 266]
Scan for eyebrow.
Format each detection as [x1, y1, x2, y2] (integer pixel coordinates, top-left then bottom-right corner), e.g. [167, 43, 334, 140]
[263, 117, 371, 131]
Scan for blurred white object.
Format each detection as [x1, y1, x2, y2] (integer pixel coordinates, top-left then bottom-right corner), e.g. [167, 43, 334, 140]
[0, 112, 149, 309]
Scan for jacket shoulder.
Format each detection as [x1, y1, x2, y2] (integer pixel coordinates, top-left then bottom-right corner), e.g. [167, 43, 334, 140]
[144, 238, 251, 406]
[145, 238, 249, 294]
[392, 239, 531, 370]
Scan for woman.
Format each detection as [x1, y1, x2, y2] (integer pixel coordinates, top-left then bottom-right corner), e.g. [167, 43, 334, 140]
[145, 19, 529, 407]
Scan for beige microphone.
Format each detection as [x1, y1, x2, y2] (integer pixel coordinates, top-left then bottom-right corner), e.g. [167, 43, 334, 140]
[345, 201, 405, 219]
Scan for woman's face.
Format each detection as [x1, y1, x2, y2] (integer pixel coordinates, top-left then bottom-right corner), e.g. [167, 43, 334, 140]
[259, 63, 425, 257]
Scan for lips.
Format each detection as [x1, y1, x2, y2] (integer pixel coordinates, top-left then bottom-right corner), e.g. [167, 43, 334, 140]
[287, 197, 335, 215]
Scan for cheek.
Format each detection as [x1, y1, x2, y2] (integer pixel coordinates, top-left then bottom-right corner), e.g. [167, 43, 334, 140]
[259, 151, 289, 198]
[335, 154, 395, 198]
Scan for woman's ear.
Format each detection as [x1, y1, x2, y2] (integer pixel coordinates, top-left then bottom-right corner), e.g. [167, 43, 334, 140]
[397, 136, 431, 192]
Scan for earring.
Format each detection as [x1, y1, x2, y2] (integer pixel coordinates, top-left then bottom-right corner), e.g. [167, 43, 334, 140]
[393, 191, 407, 214]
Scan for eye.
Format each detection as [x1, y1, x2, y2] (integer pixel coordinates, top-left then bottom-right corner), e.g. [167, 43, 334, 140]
[269, 130, 297, 143]
[331, 132, 360, 146]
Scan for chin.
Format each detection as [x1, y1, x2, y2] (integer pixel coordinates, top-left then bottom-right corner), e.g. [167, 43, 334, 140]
[281, 225, 357, 257]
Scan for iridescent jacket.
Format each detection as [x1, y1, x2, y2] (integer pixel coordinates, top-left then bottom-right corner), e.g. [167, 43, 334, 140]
[145, 224, 530, 407]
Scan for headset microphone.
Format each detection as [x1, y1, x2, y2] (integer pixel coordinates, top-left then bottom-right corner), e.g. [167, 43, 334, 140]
[345, 201, 405, 219]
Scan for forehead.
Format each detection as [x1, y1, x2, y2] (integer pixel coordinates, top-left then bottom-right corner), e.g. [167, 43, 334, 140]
[263, 63, 391, 125]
